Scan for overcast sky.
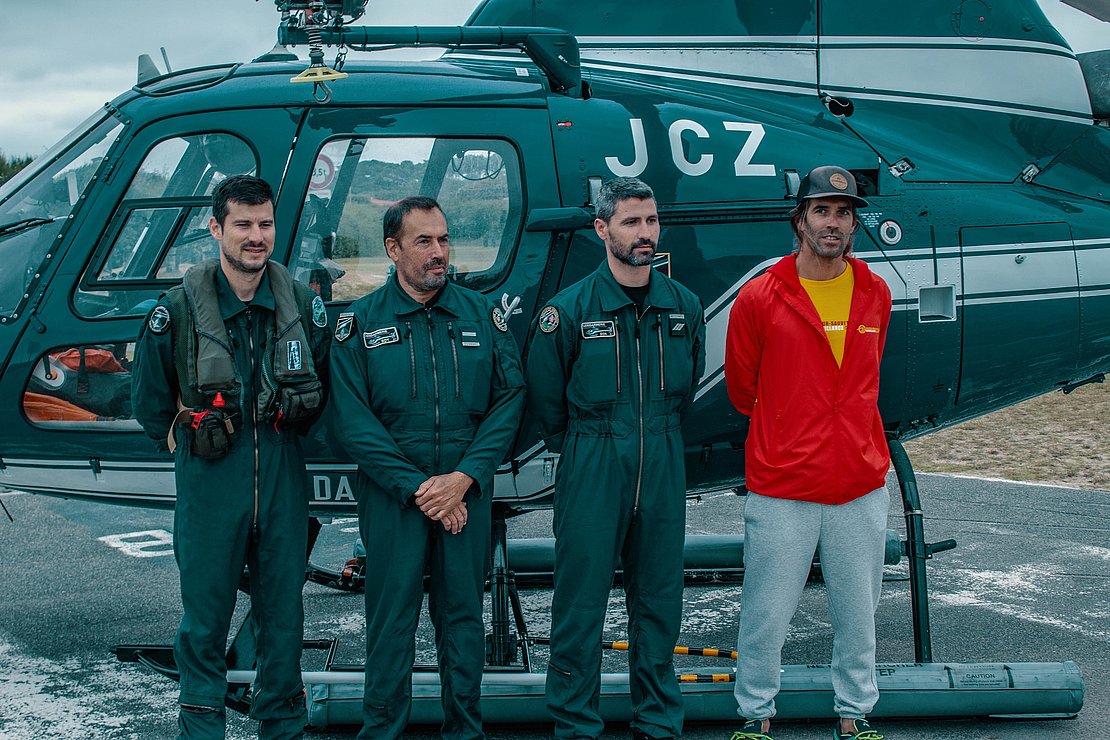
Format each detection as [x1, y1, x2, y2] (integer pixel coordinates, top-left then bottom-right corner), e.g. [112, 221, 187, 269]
[0, 0, 1105, 158]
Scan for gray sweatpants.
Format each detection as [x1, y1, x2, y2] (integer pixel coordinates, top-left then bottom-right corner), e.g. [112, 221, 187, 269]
[734, 487, 889, 720]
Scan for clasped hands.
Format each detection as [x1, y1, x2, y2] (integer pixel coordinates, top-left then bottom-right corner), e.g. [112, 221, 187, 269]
[413, 471, 474, 534]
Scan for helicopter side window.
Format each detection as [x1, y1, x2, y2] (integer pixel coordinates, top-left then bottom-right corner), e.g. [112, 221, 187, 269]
[23, 343, 139, 431]
[290, 136, 521, 302]
[74, 133, 256, 318]
[0, 117, 122, 319]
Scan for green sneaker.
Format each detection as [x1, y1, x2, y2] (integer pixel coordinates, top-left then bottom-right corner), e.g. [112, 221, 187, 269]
[731, 718, 774, 740]
[834, 718, 883, 739]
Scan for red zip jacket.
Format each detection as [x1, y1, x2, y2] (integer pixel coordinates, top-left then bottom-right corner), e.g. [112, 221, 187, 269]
[725, 254, 891, 504]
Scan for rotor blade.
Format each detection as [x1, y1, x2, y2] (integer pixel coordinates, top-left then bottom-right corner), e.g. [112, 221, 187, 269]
[1062, 0, 1110, 23]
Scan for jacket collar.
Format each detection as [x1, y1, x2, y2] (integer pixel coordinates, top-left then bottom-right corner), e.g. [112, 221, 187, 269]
[384, 272, 463, 318]
[768, 253, 876, 294]
[593, 261, 677, 313]
[217, 266, 275, 321]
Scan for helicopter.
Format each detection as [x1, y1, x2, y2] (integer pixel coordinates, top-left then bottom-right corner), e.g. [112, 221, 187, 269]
[1, 0, 1107, 729]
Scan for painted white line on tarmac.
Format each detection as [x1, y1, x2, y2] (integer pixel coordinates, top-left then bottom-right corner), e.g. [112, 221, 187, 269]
[918, 471, 1098, 491]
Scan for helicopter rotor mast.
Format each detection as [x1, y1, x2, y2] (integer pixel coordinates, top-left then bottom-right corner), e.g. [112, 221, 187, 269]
[273, 0, 582, 97]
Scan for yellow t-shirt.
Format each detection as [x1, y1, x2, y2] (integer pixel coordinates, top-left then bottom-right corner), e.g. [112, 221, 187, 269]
[799, 263, 854, 367]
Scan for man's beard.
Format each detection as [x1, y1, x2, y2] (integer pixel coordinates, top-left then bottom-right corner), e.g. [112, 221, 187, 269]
[802, 224, 852, 258]
[222, 244, 269, 274]
[610, 237, 657, 267]
[410, 257, 448, 291]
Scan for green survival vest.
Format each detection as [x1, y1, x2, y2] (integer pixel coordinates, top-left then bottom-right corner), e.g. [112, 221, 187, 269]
[165, 259, 320, 422]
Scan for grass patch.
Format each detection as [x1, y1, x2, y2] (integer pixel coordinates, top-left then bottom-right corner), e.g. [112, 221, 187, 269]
[905, 381, 1110, 491]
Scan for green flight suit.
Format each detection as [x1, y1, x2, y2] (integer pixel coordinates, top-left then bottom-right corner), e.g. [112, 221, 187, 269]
[328, 275, 524, 740]
[526, 262, 705, 739]
[132, 267, 330, 740]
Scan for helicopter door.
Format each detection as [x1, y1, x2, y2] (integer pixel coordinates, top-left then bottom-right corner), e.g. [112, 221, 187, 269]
[957, 222, 1079, 408]
[0, 110, 298, 503]
[278, 106, 561, 350]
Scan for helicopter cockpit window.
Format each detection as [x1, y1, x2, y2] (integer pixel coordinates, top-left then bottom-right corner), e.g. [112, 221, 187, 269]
[290, 137, 521, 302]
[23, 343, 139, 431]
[74, 133, 257, 318]
[0, 116, 122, 319]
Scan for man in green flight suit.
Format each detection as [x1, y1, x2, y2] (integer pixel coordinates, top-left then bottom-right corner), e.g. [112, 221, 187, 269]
[132, 175, 330, 740]
[527, 177, 706, 740]
[328, 196, 524, 740]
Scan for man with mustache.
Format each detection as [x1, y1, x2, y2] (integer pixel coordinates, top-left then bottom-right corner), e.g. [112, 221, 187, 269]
[725, 166, 892, 740]
[526, 177, 705, 740]
[328, 196, 524, 739]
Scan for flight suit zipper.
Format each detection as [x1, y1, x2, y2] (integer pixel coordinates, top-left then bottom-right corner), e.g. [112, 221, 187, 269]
[656, 315, 665, 393]
[448, 321, 460, 398]
[426, 309, 441, 472]
[246, 308, 260, 536]
[633, 309, 646, 514]
[405, 322, 416, 398]
[613, 316, 622, 395]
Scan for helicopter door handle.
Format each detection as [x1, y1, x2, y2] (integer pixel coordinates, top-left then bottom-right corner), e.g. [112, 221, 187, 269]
[1014, 254, 1026, 264]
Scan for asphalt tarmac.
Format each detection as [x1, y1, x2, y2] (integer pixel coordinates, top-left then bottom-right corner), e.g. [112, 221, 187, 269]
[1, 472, 1107, 739]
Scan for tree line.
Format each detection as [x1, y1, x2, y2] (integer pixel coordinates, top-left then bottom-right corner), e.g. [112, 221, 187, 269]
[0, 151, 33, 186]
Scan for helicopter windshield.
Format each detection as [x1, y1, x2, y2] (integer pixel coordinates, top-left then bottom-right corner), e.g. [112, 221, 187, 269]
[0, 115, 122, 318]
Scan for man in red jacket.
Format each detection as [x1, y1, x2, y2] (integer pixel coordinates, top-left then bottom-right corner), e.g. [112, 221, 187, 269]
[724, 165, 892, 740]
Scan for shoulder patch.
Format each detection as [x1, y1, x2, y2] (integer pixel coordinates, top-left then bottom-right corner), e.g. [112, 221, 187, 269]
[148, 305, 171, 335]
[311, 295, 327, 328]
[334, 312, 356, 343]
[491, 306, 508, 333]
[538, 305, 560, 334]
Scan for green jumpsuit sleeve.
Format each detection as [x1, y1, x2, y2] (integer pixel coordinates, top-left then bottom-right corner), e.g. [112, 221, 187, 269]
[524, 303, 574, 454]
[679, 300, 707, 418]
[452, 323, 525, 491]
[131, 300, 180, 452]
[328, 335, 430, 505]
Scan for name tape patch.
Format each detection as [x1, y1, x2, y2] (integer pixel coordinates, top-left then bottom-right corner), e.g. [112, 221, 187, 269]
[364, 326, 401, 349]
[581, 320, 616, 339]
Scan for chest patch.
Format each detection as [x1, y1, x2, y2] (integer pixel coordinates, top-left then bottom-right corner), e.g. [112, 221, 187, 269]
[363, 326, 401, 349]
[461, 330, 481, 348]
[286, 340, 303, 371]
[334, 312, 355, 343]
[668, 313, 687, 337]
[581, 320, 616, 339]
[491, 306, 508, 333]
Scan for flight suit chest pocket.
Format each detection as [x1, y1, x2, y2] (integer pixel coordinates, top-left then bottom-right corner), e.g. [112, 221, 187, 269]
[570, 316, 621, 407]
[655, 312, 695, 399]
[361, 322, 420, 415]
[447, 320, 492, 415]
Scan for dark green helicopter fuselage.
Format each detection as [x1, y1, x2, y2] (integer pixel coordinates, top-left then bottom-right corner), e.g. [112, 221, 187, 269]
[0, 0, 1106, 513]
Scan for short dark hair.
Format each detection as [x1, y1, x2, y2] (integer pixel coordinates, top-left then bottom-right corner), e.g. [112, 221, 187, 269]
[595, 177, 655, 223]
[212, 175, 273, 227]
[383, 196, 444, 243]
